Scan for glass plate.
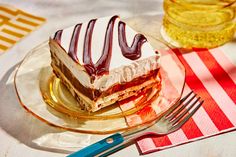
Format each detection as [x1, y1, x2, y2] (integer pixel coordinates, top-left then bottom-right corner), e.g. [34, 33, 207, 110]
[14, 36, 185, 134]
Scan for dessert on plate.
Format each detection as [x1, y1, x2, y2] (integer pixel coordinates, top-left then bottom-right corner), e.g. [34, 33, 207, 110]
[49, 15, 161, 112]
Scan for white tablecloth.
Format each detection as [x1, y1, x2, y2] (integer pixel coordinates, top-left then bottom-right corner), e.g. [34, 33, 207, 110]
[0, 0, 236, 156]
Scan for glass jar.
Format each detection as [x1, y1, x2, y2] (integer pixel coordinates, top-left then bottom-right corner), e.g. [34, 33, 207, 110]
[162, 0, 236, 48]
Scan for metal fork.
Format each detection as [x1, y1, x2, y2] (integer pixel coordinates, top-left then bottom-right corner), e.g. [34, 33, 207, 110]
[68, 91, 204, 157]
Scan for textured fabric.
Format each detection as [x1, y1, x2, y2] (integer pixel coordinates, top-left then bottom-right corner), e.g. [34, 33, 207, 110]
[0, 5, 45, 53]
[137, 47, 236, 154]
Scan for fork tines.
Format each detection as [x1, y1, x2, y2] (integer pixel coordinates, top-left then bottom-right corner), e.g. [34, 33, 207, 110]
[165, 91, 204, 127]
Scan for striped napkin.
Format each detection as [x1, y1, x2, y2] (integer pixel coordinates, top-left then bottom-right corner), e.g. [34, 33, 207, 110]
[136, 46, 236, 154]
[0, 5, 46, 53]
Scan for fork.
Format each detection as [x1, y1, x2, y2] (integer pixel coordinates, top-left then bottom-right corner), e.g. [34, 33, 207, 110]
[68, 91, 204, 157]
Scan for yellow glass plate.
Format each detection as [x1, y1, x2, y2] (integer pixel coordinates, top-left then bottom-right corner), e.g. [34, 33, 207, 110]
[14, 35, 185, 134]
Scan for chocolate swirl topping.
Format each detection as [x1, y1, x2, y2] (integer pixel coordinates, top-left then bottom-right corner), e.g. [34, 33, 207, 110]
[83, 16, 118, 76]
[53, 30, 63, 44]
[118, 21, 147, 60]
[53, 16, 148, 77]
[68, 24, 82, 62]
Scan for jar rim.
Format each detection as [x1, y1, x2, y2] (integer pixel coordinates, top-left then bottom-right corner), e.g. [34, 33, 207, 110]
[169, 0, 236, 10]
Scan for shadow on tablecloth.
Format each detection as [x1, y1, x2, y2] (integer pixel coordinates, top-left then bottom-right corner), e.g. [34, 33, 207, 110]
[0, 63, 70, 154]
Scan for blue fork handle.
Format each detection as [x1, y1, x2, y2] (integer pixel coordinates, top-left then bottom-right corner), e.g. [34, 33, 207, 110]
[67, 133, 124, 157]
[97, 141, 129, 157]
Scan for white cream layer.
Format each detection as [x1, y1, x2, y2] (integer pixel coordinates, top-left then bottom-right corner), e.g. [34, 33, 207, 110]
[51, 16, 160, 91]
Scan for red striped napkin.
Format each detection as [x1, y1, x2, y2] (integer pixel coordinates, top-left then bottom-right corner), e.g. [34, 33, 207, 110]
[0, 5, 46, 53]
[136, 46, 236, 154]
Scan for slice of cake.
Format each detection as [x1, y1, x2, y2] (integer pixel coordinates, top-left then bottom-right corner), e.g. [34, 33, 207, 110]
[49, 15, 161, 112]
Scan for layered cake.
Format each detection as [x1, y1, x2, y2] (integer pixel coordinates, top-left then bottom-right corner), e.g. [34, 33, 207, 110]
[49, 15, 161, 112]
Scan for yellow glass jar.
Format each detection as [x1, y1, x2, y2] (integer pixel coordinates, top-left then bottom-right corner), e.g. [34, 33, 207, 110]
[162, 0, 236, 48]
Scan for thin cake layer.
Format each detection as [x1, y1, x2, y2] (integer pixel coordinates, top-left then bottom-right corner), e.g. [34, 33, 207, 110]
[51, 56, 161, 111]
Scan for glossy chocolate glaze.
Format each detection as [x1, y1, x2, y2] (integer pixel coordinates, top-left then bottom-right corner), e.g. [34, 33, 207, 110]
[68, 24, 82, 62]
[118, 21, 147, 60]
[53, 30, 63, 44]
[83, 16, 118, 76]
